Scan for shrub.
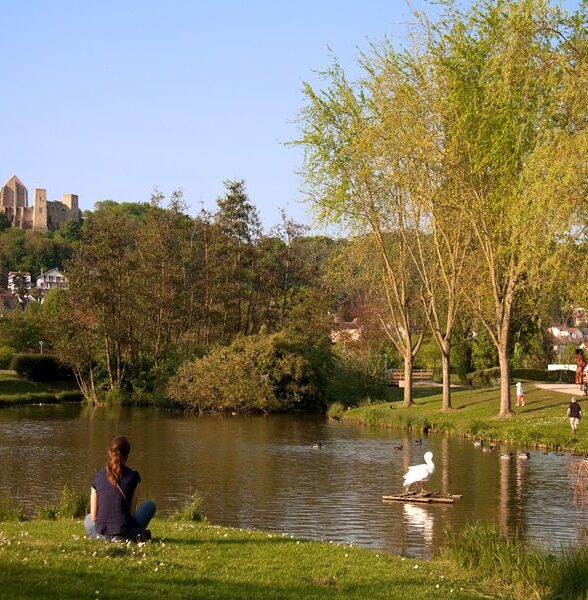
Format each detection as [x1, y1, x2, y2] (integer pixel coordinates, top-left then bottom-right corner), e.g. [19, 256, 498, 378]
[57, 485, 89, 518]
[0, 345, 14, 369]
[0, 496, 24, 522]
[103, 385, 124, 406]
[172, 492, 206, 522]
[327, 345, 389, 407]
[466, 367, 501, 388]
[327, 402, 345, 420]
[167, 331, 329, 414]
[511, 368, 575, 384]
[35, 486, 88, 519]
[11, 354, 72, 381]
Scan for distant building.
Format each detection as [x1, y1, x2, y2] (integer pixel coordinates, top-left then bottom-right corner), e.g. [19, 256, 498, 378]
[36, 268, 68, 291]
[547, 326, 585, 345]
[331, 316, 363, 343]
[0, 175, 80, 231]
[7, 271, 31, 293]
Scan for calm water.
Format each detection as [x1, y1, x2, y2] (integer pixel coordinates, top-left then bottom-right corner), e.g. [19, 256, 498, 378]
[0, 405, 586, 558]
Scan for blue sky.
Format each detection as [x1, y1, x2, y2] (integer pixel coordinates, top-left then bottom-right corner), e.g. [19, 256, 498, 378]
[1, 1, 581, 231]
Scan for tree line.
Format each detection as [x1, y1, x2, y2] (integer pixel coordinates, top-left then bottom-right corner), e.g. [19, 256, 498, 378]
[0, 1, 586, 415]
[0, 181, 388, 410]
[294, 0, 588, 416]
[0, 172, 581, 412]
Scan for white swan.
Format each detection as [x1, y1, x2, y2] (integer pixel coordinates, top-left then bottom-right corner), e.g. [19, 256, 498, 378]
[403, 451, 435, 493]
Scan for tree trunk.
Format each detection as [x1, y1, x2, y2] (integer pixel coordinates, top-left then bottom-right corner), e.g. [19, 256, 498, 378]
[498, 344, 512, 417]
[403, 348, 414, 407]
[441, 342, 452, 411]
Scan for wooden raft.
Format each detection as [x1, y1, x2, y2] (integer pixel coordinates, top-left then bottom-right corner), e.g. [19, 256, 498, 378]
[382, 491, 462, 504]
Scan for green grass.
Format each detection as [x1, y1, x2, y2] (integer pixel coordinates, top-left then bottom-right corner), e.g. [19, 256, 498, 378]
[443, 525, 588, 600]
[344, 384, 587, 451]
[0, 520, 491, 600]
[0, 497, 23, 523]
[171, 491, 206, 523]
[35, 485, 89, 520]
[0, 370, 81, 407]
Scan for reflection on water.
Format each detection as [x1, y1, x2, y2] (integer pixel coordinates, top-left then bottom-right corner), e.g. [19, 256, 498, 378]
[403, 504, 434, 544]
[0, 405, 586, 558]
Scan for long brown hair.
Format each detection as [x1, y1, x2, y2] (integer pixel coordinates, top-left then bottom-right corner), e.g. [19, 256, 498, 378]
[105, 436, 130, 485]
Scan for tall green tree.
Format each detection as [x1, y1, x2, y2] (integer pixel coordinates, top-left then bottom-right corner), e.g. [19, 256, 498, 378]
[215, 180, 261, 338]
[295, 60, 428, 407]
[431, 0, 588, 415]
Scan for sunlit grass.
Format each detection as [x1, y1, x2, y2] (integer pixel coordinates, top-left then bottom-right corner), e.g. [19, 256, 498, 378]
[443, 525, 588, 600]
[0, 520, 486, 600]
[345, 384, 585, 450]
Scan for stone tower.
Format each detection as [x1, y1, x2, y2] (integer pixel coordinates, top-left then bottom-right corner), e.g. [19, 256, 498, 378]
[0, 176, 28, 226]
[32, 189, 48, 231]
[62, 194, 79, 214]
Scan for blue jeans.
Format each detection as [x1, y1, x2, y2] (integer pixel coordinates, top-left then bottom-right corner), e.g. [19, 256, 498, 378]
[84, 499, 156, 540]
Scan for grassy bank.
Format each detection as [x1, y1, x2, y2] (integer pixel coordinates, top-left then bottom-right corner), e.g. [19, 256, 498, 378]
[0, 370, 82, 407]
[0, 519, 487, 600]
[343, 384, 588, 451]
[2, 519, 588, 599]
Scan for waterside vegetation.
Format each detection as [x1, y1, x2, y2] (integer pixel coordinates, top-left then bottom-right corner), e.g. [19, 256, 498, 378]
[0, 370, 81, 408]
[342, 385, 588, 451]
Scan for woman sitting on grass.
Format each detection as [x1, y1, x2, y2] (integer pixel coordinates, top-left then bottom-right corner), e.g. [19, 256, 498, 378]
[84, 436, 156, 541]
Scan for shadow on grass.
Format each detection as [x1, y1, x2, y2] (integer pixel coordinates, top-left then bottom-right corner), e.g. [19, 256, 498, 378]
[163, 536, 304, 547]
[513, 404, 564, 415]
[0, 562, 479, 600]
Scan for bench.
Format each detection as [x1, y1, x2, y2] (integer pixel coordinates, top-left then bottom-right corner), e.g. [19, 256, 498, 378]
[385, 369, 434, 386]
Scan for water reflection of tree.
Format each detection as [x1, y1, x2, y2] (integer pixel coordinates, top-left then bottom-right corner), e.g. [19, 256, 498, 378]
[497, 451, 527, 540]
[498, 455, 511, 537]
[571, 459, 588, 503]
[569, 458, 588, 543]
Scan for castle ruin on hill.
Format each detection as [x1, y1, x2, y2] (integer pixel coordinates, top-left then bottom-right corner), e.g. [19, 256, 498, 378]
[0, 175, 80, 231]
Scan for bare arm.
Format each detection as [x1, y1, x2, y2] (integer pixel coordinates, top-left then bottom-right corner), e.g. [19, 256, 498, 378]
[131, 484, 140, 515]
[90, 488, 97, 521]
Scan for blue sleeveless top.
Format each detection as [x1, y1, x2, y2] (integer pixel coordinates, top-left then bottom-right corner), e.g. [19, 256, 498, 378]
[91, 466, 141, 536]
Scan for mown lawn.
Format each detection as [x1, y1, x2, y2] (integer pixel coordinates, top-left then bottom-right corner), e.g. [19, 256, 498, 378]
[345, 384, 587, 451]
[0, 370, 81, 407]
[0, 520, 490, 600]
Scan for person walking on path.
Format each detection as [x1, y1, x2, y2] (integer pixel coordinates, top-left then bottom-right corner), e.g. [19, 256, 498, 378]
[515, 381, 525, 406]
[84, 436, 156, 541]
[567, 397, 582, 436]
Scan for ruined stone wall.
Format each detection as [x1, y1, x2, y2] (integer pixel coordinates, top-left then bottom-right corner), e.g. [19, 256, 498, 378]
[46, 200, 79, 229]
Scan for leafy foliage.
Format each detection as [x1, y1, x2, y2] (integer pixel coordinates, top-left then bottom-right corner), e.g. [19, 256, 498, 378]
[167, 331, 329, 414]
[12, 354, 71, 381]
[0, 345, 14, 369]
[465, 368, 501, 389]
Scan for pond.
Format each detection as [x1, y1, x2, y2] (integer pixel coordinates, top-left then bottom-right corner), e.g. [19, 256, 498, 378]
[0, 405, 586, 558]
